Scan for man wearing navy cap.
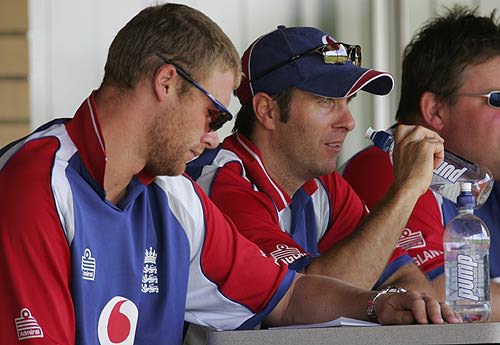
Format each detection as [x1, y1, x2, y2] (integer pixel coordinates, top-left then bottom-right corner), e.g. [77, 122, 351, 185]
[187, 25, 444, 293]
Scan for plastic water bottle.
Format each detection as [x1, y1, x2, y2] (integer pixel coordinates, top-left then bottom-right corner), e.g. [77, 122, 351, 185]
[365, 127, 494, 208]
[443, 182, 490, 322]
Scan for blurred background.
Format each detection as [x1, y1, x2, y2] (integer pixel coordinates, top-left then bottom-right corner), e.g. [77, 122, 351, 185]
[0, 0, 497, 165]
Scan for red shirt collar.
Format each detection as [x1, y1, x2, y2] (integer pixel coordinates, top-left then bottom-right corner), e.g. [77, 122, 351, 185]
[65, 91, 155, 190]
[222, 133, 318, 210]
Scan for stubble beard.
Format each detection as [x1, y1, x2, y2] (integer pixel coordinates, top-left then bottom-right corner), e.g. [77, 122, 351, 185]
[144, 105, 186, 177]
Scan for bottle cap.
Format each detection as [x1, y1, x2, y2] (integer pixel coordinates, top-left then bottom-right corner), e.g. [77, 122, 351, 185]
[460, 181, 472, 192]
[457, 182, 474, 208]
[365, 127, 376, 140]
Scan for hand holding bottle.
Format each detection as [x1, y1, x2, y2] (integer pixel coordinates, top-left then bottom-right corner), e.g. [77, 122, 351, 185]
[366, 127, 494, 208]
[380, 125, 445, 198]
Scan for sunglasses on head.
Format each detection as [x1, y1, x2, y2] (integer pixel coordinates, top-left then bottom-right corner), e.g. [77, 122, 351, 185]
[155, 53, 233, 131]
[250, 42, 362, 83]
[457, 91, 500, 108]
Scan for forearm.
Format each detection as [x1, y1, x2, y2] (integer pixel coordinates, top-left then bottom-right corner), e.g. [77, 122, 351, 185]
[303, 185, 420, 289]
[489, 282, 500, 321]
[382, 263, 439, 298]
[265, 273, 371, 326]
[266, 273, 458, 327]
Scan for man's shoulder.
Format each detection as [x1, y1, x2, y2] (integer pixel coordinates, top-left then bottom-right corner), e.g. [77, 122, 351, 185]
[187, 146, 244, 178]
[342, 146, 392, 177]
[340, 146, 393, 209]
[316, 170, 354, 195]
[0, 127, 72, 250]
[0, 126, 72, 192]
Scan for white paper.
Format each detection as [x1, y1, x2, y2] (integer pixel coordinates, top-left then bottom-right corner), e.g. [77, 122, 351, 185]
[269, 317, 380, 329]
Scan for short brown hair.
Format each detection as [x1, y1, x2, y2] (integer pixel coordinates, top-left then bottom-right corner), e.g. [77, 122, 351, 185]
[396, 6, 500, 123]
[233, 89, 294, 137]
[102, 3, 241, 91]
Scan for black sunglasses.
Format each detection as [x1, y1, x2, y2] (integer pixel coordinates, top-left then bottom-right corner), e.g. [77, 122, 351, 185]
[457, 91, 500, 108]
[155, 53, 233, 131]
[250, 42, 362, 83]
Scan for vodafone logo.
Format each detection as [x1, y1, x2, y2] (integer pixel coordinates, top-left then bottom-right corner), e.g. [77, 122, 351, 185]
[98, 296, 138, 345]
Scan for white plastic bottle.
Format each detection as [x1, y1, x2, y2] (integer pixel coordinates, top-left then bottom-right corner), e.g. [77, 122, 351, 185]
[365, 127, 494, 208]
[443, 182, 490, 322]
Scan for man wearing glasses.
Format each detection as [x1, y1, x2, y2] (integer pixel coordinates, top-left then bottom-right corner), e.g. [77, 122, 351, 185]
[187, 25, 445, 298]
[0, 4, 460, 345]
[343, 6, 500, 321]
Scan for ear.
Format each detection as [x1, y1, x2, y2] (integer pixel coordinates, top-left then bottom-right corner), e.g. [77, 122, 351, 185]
[252, 92, 278, 130]
[419, 91, 444, 131]
[152, 64, 178, 101]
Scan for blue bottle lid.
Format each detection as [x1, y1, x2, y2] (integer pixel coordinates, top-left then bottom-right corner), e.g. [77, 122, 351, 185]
[457, 182, 475, 208]
[365, 127, 394, 152]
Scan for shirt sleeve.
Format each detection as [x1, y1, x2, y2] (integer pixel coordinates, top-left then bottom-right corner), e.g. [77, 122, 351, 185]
[343, 146, 445, 279]
[342, 146, 394, 210]
[319, 172, 412, 288]
[0, 139, 74, 344]
[208, 161, 311, 262]
[315, 173, 367, 253]
[184, 179, 295, 330]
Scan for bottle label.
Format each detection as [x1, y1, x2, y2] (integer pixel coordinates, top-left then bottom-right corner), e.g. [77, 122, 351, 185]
[457, 254, 479, 301]
[434, 161, 467, 183]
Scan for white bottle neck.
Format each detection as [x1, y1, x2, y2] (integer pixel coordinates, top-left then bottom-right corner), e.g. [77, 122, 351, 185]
[458, 207, 474, 215]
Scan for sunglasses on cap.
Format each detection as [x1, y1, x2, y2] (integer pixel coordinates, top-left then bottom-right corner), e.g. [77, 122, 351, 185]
[155, 53, 233, 131]
[251, 42, 362, 83]
[458, 91, 500, 108]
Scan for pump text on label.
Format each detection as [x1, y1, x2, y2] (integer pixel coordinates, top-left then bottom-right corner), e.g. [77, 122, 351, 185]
[434, 162, 467, 183]
[457, 254, 479, 301]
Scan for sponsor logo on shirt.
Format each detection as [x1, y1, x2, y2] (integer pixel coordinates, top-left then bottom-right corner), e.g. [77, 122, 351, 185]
[412, 250, 444, 267]
[98, 296, 138, 345]
[398, 228, 443, 267]
[15, 308, 43, 341]
[270, 244, 307, 265]
[397, 228, 426, 249]
[142, 247, 159, 294]
[82, 248, 96, 281]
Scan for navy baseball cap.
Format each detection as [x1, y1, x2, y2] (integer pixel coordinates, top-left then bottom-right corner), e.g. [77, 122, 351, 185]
[235, 25, 394, 104]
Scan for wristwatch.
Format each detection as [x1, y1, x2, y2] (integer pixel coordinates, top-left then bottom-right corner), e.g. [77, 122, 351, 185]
[367, 286, 407, 323]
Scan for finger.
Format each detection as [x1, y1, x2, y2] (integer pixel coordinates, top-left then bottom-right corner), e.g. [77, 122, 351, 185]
[395, 125, 444, 144]
[408, 295, 430, 324]
[395, 291, 431, 324]
[419, 127, 444, 143]
[403, 137, 445, 168]
[410, 126, 444, 143]
[394, 124, 417, 141]
[394, 124, 419, 145]
[427, 141, 445, 168]
[378, 292, 420, 325]
[422, 295, 444, 324]
[439, 302, 463, 324]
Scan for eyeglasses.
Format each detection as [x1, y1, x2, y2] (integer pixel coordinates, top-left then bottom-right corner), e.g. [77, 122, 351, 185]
[250, 42, 362, 83]
[155, 53, 233, 131]
[457, 91, 500, 108]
